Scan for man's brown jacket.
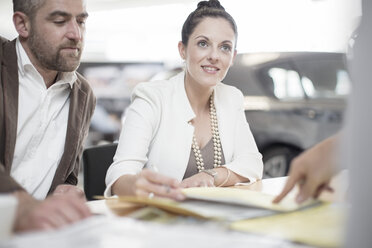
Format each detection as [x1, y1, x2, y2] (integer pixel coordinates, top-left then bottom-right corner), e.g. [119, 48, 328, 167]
[0, 37, 95, 195]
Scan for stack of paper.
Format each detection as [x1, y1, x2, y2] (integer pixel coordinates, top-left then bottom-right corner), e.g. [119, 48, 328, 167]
[106, 187, 317, 221]
[105, 187, 346, 247]
[182, 187, 317, 212]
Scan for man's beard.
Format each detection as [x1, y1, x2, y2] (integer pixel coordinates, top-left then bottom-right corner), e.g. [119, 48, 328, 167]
[27, 28, 83, 72]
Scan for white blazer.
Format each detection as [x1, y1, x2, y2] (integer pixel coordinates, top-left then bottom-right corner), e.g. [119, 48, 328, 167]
[105, 72, 263, 196]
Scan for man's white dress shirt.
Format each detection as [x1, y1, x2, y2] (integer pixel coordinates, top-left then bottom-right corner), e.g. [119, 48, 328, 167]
[10, 38, 76, 199]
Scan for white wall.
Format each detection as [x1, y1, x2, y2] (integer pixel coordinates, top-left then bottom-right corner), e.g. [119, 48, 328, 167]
[0, 0, 361, 63]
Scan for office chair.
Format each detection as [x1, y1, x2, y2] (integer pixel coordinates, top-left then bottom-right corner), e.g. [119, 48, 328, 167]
[83, 143, 118, 200]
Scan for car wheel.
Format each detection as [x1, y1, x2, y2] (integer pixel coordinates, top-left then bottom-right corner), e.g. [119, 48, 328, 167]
[262, 146, 301, 178]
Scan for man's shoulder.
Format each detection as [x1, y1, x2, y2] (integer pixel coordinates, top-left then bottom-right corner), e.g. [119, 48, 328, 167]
[74, 71, 96, 106]
[73, 72, 96, 117]
[0, 36, 10, 59]
[0, 36, 17, 61]
[74, 71, 93, 94]
[0, 36, 10, 45]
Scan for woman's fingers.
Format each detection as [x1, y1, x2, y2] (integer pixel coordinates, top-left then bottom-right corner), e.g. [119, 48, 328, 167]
[135, 170, 185, 201]
[142, 169, 181, 188]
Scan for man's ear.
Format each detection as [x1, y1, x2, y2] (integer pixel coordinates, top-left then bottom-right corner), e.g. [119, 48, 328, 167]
[178, 41, 186, 60]
[13, 12, 31, 38]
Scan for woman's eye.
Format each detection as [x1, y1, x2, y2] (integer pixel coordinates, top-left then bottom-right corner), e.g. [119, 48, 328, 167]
[221, 45, 232, 52]
[198, 41, 208, 47]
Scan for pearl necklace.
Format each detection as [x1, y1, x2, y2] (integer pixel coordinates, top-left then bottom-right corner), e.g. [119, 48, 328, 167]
[191, 92, 222, 172]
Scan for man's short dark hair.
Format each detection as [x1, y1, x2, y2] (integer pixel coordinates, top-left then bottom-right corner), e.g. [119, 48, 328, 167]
[13, 0, 46, 19]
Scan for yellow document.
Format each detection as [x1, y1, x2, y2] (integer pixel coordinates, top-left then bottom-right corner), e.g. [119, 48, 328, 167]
[106, 194, 276, 221]
[182, 187, 316, 212]
[230, 203, 346, 248]
[106, 196, 207, 218]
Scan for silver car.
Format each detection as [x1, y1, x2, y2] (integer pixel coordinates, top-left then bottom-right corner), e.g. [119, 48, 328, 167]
[223, 52, 351, 178]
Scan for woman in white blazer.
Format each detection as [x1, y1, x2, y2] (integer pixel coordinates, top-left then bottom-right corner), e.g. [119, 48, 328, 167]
[105, 0, 263, 199]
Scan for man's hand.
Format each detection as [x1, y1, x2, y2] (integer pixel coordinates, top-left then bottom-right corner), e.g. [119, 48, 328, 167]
[13, 191, 91, 232]
[53, 184, 85, 199]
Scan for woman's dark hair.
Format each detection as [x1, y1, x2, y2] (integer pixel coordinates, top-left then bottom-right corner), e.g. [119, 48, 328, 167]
[181, 0, 237, 46]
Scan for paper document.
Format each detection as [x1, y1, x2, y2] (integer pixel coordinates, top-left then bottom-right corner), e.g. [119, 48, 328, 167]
[105, 196, 275, 221]
[106, 187, 317, 221]
[177, 199, 275, 221]
[182, 187, 317, 212]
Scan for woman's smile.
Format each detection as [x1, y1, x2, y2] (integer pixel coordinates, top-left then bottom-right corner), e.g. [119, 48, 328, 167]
[201, 65, 220, 74]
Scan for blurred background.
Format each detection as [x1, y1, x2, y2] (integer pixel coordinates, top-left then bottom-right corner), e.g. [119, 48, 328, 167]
[0, 0, 362, 178]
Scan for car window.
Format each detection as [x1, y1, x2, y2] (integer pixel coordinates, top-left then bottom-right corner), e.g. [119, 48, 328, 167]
[294, 59, 351, 99]
[267, 67, 305, 99]
[260, 58, 351, 100]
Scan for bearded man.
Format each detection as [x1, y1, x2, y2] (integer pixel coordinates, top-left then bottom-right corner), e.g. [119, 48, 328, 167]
[0, 0, 95, 231]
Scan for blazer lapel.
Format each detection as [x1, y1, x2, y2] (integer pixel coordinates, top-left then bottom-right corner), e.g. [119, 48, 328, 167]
[50, 81, 87, 191]
[175, 72, 195, 124]
[2, 40, 19, 172]
[171, 73, 195, 179]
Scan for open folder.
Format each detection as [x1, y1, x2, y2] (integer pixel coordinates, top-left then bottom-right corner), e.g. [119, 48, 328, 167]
[106, 187, 317, 221]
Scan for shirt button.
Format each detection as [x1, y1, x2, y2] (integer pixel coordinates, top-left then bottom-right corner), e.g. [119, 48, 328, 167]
[20, 179, 27, 186]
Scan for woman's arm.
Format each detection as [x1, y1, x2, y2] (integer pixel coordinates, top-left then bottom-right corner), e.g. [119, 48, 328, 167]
[105, 84, 185, 200]
[105, 84, 160, 196]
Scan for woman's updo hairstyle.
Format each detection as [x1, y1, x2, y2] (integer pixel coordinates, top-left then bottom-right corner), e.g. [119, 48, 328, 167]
[181, 0, 237, 46]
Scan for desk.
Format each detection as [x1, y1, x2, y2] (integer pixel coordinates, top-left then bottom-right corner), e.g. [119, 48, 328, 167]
[1, 176, 346, 248]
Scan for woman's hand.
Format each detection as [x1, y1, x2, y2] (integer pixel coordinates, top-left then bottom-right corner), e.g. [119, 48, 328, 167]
[180, 172, 215, 188]
[134, 169, 185, 201]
